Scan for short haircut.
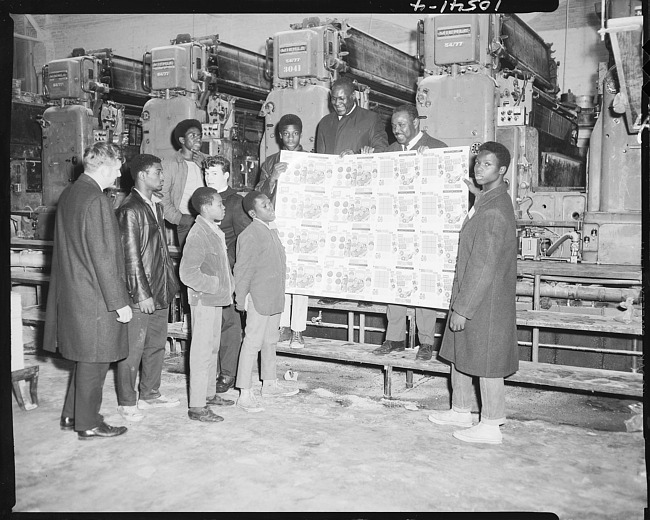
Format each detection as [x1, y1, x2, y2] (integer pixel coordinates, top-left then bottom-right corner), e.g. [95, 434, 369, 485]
[190, 186, 220, 214]
[128, 153, 161, 182]
[173, 118, 202, 148]
[83, 142, 122, 173]
[242, 190, 264, 215]
[277, 114, 303, 135]
[204, 155, 230, 173]
[478, 141, 511, 172]
[331, 76, 356, 95]
[392, 104, 419, 121]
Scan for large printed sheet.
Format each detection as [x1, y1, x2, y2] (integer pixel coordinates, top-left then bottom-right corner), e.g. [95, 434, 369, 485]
[274, 147, 470, 309]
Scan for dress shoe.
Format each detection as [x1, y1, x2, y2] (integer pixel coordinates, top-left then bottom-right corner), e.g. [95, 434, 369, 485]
[77, 421, 127, 440]
[214, 374, 235, 394]
[188, 406, 224, 422]
[372, 340, 406, 355]
[206, 394, 234, 406]
[60, 416, 75, 431]
[415, 343, 436, 361]
[61, 414, 103, 431]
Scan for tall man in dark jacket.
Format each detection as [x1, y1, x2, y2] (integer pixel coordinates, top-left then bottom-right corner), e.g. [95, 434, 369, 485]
[115, 154, 181, 422]
[373, 104, 448, 361]
[316, 77, 389, 156]
[44, 142, 132, 440]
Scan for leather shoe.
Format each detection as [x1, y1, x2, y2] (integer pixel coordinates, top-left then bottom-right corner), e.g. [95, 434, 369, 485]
[61, 414, 103, 431]
[214, 374, 235, 394]
[77, 421, 127, 440]
[60, 416, 74, 431]
[416, 343, 436, 361]
[188, 406, 224, 422]
[206, 394, 234, 406]
[372, 340, 406, 355]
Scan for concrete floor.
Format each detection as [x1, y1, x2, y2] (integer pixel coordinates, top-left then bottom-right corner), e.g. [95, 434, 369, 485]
[8, 348, 647, 515]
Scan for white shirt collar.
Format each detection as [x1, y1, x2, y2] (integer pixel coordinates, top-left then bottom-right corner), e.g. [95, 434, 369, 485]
[338, 103, 357, 120]
[405, 131, 424, 151]
[134, 188, 156, 209]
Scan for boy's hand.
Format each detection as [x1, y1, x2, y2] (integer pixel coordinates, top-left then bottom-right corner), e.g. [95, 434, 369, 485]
[463, 178, 481, 196]
[339, 149, 355, 157]
[448, 311, 467, 332]
[271, 162, 288, 181]
[360, 146, 375, 154]
[138, 297, 155, 314]
[416, 145, 429, 154]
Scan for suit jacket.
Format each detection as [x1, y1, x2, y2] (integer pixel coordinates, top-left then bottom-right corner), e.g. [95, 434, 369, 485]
[115, 188, 179, 309]
[439, 183, 519, 378]
[180, 215, 234, 307]
[386, 131, 447, 152]
[44, 174, 131, 362]
[234, 219, 286, 315]
[316, 105, 388, 155]
[218, 187, 252, 269]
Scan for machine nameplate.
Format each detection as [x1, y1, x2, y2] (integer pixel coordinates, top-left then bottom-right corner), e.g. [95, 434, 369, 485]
[280, 45, 307, 54]
[437, 26, 471, 38]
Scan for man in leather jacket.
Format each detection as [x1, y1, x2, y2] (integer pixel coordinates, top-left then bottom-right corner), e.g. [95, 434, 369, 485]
[115, 154, 181, 421]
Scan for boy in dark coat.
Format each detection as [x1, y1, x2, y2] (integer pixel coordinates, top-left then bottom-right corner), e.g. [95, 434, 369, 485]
[234, 191, 299, 413]
[44, 142, 132, 440]
[429, 141, 518, 445]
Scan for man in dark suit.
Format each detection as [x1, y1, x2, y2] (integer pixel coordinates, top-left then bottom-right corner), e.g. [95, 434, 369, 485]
[373, 104, 447, 361]
[44, 142, 133, 440]
[315, 77, 389, 156]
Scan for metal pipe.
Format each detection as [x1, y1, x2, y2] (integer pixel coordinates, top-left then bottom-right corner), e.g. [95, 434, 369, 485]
[518, 340, 641, 356]
[516, 280, 640, 303]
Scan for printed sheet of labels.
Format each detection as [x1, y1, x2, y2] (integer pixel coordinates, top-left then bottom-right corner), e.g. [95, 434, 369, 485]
[274, 147, 470, 309]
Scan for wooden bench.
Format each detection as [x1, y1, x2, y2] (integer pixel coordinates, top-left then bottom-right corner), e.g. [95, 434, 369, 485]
[17, 297, 643, 397]
[276, 337, 643, 399]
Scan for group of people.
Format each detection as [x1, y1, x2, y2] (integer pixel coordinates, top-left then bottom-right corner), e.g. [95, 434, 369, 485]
[44, 75, 518, 445]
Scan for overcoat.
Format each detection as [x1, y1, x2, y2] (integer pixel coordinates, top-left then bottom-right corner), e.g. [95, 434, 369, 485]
[316, 105, 388, 155]
[43, 174, 131, 362]
[439, 182, 519, 378]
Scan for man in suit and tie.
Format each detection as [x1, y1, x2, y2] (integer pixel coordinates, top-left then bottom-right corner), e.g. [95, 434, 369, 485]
[373, 104, 447, 361]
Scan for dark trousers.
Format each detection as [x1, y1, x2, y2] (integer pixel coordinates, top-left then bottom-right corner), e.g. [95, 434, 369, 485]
[116, 307, 168, 406]
[62, 361, 110, 431]
[176, 214, 195, 249]
[219, 303, 243, 378]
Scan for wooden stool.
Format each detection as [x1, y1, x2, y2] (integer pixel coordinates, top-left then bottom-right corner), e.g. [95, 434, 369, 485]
[12, 365, 39, 410]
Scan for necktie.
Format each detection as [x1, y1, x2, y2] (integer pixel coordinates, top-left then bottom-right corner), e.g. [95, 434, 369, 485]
[402, 145, 407, 151]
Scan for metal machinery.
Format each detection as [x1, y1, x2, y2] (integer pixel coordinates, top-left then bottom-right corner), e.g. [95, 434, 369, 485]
[140, 34, 270, 188]
[15, 49, 151, 239]
[416, 11, 641, 266]
[582, 4, 643, 265]
[259, 17, 421, 163]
